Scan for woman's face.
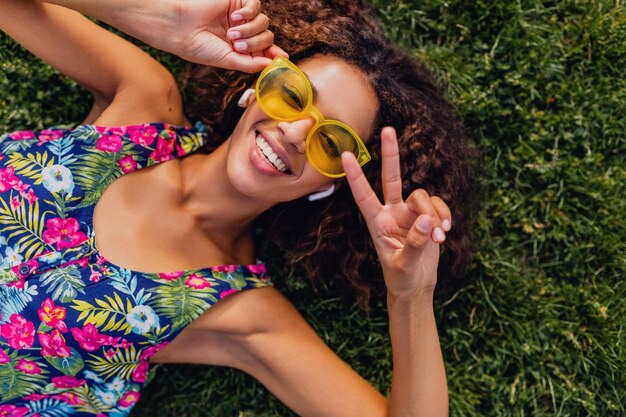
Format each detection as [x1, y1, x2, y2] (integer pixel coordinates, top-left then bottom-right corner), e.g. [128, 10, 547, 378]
[225, 55, 379, 203]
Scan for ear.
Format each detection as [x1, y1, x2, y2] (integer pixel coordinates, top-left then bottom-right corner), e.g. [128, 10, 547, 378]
[237, 88, 256, 108]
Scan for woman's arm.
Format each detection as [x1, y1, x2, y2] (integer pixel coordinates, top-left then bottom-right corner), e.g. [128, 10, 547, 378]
[38, 0, 287, 71]
[0, 0, 185, 125]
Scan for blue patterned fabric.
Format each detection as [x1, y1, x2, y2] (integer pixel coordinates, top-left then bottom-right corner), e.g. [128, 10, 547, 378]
[0, 123, 271, 416]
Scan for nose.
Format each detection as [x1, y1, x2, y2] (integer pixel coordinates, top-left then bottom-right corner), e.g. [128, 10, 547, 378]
[278, 118, 316, 153]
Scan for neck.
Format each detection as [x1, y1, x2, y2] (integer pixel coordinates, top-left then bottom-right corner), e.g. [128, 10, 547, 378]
[177, 140, 274, 245]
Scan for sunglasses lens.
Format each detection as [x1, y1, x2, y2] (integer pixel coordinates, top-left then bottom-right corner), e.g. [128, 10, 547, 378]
[308, 124, 360, 176]
[257, 67, 310, 120]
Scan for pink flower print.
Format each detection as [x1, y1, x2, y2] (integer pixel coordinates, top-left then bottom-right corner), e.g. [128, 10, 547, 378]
[38, 330, 71, 358]
[0, 166, 19, 192]
[38, 298, 68, 333]
[117, 155, 138, 173]
[89, 268, 102, 283]
[132, 360, 149, 382]
[118, 390, 140, 407]
[11, 259, 39, 279]
[15, 358, 41, 375]
[96, 414, 108, 417]
[0, 404, 30, 417]
[37, 129, 64, 144]
[176, 143, 187, 157]
[1, 314, 35, 349]
[8, 130, 35, 141]
[219, 288, 238, 299]
[70, 323, 108, 351]
[0, 349, 10, 364]
[96, 255, 107, 265]
[247, 264, 266, 275]
[149, 136, 175, 162]
[22, 393, 50, 401]
[127, 125, 157, 146]
[25, 189, 38, 204]
[7, 277, 25, 289]
[158, 271, 182, 281]
[52, 392, 85, 405]
[139, 341, 169, 361]
[52, 375, 87, 389]
[96, 134, 123, 153]
[213, 264, 238, 273]
[10, 196, 21, 209]
[184, 273, 212, 289]
[96, 126, 126, 136]
[105, 348, 117, 359]
[42, 217, 88, 250]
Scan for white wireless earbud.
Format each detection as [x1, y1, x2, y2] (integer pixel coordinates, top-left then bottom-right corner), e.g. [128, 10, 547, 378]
[237, 88, 256, 108]
[307, 184, 336, 201]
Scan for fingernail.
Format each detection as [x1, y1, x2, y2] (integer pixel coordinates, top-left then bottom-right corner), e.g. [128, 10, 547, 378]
[232, 13, 243, 21]
[228, 31, 241, 40]
[416, 216, 432, 234]
[442, 219, 451, 232]
[433, 227, 446, 243]
[234, 41, 247, 51]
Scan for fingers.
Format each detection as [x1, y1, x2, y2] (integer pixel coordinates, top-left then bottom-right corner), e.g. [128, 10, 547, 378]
[264, 44, 289, 59]
[231, 0, 262, 22]
[406, 189, 450, 244]
[228, 12, 269, 43]
[342, 152, 383, 222]
[380, 127, 403, 205]
[430, 195, 452, 232]
[222, 52, 273, 73]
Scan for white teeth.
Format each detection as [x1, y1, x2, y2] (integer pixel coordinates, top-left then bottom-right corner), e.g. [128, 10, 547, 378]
[256, 135, 288, 172]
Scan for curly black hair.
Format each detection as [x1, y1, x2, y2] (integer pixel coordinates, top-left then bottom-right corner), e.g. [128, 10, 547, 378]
[182, 0, 478, 308]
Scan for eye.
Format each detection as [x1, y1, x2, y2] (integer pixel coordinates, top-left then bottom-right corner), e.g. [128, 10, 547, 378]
[318, 131, 342, 158]
[280, 85, 305, 110]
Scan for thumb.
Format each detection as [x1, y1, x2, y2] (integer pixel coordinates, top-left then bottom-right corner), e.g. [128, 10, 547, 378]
[396, 214, 437, 268]
[223, 53, 273, 73]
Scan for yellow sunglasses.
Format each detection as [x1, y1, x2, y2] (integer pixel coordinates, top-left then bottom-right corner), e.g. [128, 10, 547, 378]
[255, 56, 371, 178]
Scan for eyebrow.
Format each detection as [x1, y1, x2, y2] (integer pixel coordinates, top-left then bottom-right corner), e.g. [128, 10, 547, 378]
[302, 71, 318, 99]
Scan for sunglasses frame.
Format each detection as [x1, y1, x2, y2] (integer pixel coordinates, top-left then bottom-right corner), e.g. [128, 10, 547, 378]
[255, 56, 371, 178]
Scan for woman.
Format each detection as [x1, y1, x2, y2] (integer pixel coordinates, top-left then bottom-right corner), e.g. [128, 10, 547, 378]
[0, 0, 474, 415]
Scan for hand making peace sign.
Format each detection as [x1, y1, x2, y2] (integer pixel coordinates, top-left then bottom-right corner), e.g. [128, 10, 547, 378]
[342, 127, 452, 297]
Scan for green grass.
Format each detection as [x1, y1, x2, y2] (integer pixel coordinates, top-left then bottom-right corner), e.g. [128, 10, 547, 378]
[1, 0, 624, 415]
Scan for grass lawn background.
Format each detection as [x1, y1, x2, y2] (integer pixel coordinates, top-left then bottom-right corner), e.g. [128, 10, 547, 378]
[1, 0, 624, 415]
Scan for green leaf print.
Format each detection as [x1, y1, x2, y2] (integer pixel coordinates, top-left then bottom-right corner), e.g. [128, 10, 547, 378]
[0, 195, 49, 260]
[0, 351, 48, 401]
[44, 347, 85, 376]
[72, 292, 132, 334]
[71, 149, 120, 209]
[40, 265, 86, 303]
[71, 143, 144, 209]
[6, 150, 55, 182]
[178, 131, 204, 155]
[85, 344, 140, 381]
[148, 276, 218, 330]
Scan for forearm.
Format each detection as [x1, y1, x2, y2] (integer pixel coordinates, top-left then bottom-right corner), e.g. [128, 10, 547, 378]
[37, 0, 177, 50]
[387, 287, 448, 417]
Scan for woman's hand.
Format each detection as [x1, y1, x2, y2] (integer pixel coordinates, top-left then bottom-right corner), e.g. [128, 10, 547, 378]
[342, 127, 452, 297]
[161, 0, 287, 71]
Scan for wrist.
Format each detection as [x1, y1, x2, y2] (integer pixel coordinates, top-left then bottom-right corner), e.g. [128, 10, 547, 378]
[387, 286, 435, 308]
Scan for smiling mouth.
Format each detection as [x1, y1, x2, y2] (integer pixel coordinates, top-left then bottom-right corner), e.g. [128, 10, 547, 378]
[255, 133, 292, 174]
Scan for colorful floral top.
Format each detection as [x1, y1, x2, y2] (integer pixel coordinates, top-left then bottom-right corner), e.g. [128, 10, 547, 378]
[0, 123, 271, 417]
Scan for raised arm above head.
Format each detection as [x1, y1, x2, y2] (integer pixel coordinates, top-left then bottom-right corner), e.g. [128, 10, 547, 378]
[1, 0, 187, 125]
[37, 0, 288, 72]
